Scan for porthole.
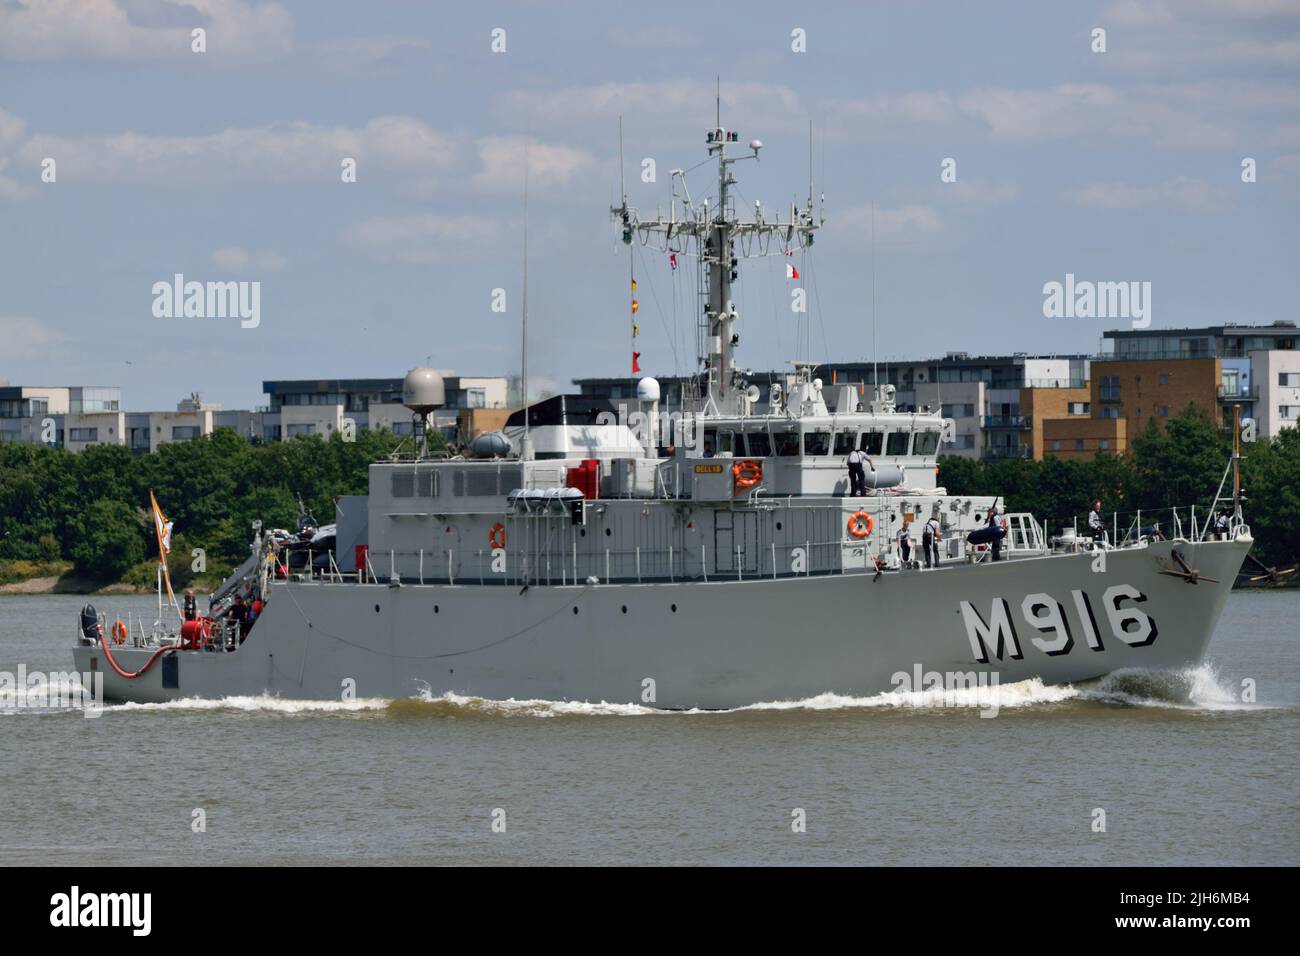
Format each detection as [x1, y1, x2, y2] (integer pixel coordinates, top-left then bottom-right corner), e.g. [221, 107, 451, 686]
[621, 605, 628, 614]
[776, 521, 783, 531]
[580, 528, 587, 537]
[605, 527, 612, 536]
[374, 604, 381, 613]
[434, 605, 439, 614]
[573, 606, 579, 615]
[671, 603, 678, 613]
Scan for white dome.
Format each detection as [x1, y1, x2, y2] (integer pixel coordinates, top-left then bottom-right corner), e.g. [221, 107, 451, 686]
[402, 368, 445, 412]
[636, 377, 661, 402]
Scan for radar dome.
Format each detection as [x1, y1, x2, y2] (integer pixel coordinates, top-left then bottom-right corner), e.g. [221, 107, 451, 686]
[636, 377, 661, 402]
[402, 368, 445, 412]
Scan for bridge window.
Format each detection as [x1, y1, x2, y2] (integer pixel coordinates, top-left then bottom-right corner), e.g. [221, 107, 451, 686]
[731, 432, 747, 455]
[913, 431, 940, 455]
[886, 432, 910, 456]
[803, 429, 831, 456]
[833, 430, 856, 455]
[773, 430, 800, 457]
[746, 431, 770, 456]
[860, 431, 883, 455]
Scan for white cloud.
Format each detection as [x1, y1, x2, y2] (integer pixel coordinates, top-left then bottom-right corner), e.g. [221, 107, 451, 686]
[495, 79, 1245, 151]
[0, 0, 295, 63]
[471, 136, 595, 193]
[0, 157, 32, 201]
[342, 214, 505, 264]
[0, 317, 68, 360]
[1062, 176, 1232, 212]
[15, 115, 458, 185]
[211, 246, 287, 272]
[832, 204, 946, 245]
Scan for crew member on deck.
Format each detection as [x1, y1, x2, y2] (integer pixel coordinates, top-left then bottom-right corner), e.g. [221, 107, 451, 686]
[922, 515, 942, 568]
[1213, 508, 1232, 540]
[896, 520, 913, 565]
[229, 594, 250, 643]
[182, 588, 197, 622]
[1087, 500, 1105, 545]
[988, 506, 1005, 561]
[846, 447, 868, 497]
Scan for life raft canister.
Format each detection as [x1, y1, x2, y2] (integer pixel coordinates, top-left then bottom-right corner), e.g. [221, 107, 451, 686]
[110, 619, 128, 645]
[488, 523, 507, 550]
[847, 511, 874, 539]
[180, 617, 213, 649]
[732, 459, 762, 493]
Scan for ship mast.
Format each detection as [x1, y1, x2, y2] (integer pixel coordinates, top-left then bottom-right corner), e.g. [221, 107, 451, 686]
[613, 92, 821, 416]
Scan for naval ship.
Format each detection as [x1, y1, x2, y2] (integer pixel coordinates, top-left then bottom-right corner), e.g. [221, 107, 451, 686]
[74, 111, 1252, 708]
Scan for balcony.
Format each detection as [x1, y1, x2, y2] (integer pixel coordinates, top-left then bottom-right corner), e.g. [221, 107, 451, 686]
[982, 415, 1031, 428]
[1217, 385, 1259, 401]
[983, 445, 1031, 460]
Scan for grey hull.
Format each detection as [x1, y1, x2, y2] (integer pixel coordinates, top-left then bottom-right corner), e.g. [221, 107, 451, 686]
[75, 539, 1249, 709]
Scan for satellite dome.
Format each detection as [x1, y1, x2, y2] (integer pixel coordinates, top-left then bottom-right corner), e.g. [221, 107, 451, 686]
[636, 377, 661, 402]
[402, 368, 445, 413]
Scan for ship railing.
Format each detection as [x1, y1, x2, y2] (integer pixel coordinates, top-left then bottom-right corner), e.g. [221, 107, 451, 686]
[1050, 503, 1239, 553]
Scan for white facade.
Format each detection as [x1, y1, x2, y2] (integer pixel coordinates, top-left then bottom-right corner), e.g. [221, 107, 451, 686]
[65, 410, 127, 451]
[1251, 349, 1300, 438]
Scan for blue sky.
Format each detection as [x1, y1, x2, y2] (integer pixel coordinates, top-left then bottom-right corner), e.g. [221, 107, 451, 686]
[1, 0, 1297, 409]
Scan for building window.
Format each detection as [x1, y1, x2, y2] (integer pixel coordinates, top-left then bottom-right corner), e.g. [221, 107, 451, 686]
[466, 388, 487, 409]
[1101, 407, 1120, 420]
[1075, 439, 1085, 450]
[69, 428, 98, 442]
[1279, 373, 1300, 388]
[1280, 406, 1300, 421]
[1051, 439, 1061, 451]
[1068, 402, 1089, 415]
[286, 424, 316, 438]
[1159, 373, 1169, 385]
[1099, 440, 1110, 450]
[172, 426, 200, 440]
[1158, 405, 1169, 417]
[1100, 375, 1121, 401]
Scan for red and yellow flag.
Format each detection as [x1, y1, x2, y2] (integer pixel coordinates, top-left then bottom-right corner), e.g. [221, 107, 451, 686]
[149, 490, 173, 556]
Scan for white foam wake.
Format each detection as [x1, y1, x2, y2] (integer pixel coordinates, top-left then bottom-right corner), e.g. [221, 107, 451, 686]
[103, 695, 391, 715]
[1079, 662, 1258, 711]
[9, 662, 1253, 718]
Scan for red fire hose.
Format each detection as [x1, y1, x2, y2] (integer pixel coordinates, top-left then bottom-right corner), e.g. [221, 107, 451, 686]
[98, 637, 183, 680]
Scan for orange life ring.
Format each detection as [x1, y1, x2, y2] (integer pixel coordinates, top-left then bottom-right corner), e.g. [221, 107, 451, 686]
[847, 511, 874, 539]
[110, 619, 128, 645]
[732, 459, 763, 492]
[488, 523, 506, 550]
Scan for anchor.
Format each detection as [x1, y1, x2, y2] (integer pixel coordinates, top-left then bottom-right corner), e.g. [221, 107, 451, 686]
[1240, 553, 1296, 585]
[1158, 547, 1218, 585]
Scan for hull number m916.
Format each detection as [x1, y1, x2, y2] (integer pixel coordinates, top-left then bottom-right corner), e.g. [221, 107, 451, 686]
[959, 585, 1157, 663]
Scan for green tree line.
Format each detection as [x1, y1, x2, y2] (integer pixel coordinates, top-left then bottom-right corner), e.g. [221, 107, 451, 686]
[0, 427, 434, 582]
[938, 406, 1300, 571]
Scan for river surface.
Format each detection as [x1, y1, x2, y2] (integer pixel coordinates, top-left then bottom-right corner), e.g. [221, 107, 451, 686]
[1, 591, 1295, 866]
